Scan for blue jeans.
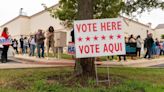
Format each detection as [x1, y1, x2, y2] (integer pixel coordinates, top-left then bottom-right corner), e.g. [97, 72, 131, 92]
[144, 47, 152, 58]
[30, 44, 36, 56]
[23, 45, 28, 54]
[37, 43, 44, 58]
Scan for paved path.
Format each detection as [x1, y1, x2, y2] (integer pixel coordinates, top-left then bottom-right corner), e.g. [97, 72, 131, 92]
[14, 55, 164, 67]
[101, 58, 164, 67]
[0, 55, 164, 69]
[150, 64, 164, 67]
[0, 57, 73, 69]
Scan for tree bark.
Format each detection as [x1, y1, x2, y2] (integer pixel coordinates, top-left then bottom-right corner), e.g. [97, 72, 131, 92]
[74, 0, 95, 77]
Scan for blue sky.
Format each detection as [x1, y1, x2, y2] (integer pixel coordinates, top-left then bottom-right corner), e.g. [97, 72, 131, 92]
[0, 0, 164, 28]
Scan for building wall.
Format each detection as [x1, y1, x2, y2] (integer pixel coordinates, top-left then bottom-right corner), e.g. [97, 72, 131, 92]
[30, 11, 64, 32]
[124, 19, 154, 40]
[30, 11, 72, 45]
[0, 16, 30, 39]
[19, 18, 30, 36]
[155, 29, 164, 40]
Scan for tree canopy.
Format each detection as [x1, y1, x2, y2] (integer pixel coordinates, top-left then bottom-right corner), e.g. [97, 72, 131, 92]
[48, 0, 164, 27]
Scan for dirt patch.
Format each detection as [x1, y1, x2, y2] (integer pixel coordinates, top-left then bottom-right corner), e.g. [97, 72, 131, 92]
[4, 79, 29, 90]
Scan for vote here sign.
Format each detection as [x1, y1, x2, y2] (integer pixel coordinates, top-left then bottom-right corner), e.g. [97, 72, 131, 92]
[74, 18, 126, 58]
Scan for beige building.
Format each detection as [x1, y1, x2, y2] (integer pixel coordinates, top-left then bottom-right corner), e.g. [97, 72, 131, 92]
[123, 18, 154, 39]
[0, 4, 70, 50]
[154, 24, 164, 40]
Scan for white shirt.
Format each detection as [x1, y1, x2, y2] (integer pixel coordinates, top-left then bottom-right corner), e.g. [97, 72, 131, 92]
[30, 38, 36, 45]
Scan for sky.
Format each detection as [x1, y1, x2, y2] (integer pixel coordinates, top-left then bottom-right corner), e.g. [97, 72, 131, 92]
[0, 0, 164, 28]
[0, 0, 59, 25]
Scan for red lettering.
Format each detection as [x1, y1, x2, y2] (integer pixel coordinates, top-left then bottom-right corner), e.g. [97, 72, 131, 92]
[79, 44, 100, 54]
[108, 44, 114, 53]
[93, 23, 97, 32]
[101, 22, 106, 31]
[103, 43, 123, 54]
[76, 23, 98, 33]
[76, 24, 81, 33]
[112, 22, 116, 30]
[115, 43, 120, 51]
[87, 23, 91, 32]
[120, 43, 122, 51]
[96, 44, 100, 53]
[90, 44, 94, 53]
[107, 22, 111, 30]
[101, 21, 122, 31]
[79, 46, 83, 54]
[84, 45, 90, 54]
[103, 44, 108, 52]
[117, 21, 122, 30]
[82, 24, 87, 32]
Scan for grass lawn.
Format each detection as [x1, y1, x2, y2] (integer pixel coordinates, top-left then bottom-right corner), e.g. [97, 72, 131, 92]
[0, 67, 164, 92]
[47, 53, 115, 61]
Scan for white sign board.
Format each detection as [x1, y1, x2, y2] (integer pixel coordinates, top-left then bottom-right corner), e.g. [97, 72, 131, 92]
[74, 18, 125, 58]
[0, 37, 12, 45]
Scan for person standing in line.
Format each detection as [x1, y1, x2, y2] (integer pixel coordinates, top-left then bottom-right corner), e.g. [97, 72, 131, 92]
[23, 37, 29, 54]
[36, 29, 45, 58]
[1, 27, 10, 63]
[46, 26, 55, 57]
[13, 39, 18, 54]
[128, 34, 136, 43]
[144, 33, 154, 59]
[71, 29, 75, 43]
[29, 35, 36, 56]
[155, 38, 160, 58]
[118, 37, 127, 61]
[161, 41, 164, 55]
[19, 35, 24, 54]
[128, 34, 136, 59]
[136, 35, 142, 58]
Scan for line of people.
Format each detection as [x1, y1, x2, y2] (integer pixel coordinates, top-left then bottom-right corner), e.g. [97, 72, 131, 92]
[11, 26, 56, 58]
[110, 33, 164, 61]
[144, 33, 164, 59]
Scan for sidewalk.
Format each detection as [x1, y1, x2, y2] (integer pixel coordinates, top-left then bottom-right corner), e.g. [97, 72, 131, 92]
[14, 55, 164, 67]
[101, 58, 164, 67]
[0, 63, 68, 69]
[13, 54, 74, 66]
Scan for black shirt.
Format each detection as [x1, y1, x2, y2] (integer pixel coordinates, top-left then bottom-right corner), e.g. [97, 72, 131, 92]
[71, 29, 75, 42]
[20, 38, 24, 48]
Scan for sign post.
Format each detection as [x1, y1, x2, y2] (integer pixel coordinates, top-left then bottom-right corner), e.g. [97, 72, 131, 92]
[74, 18, 125, 85]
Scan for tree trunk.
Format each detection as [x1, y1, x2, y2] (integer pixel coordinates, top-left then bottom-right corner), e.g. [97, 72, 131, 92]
[74, 0, 95, 77]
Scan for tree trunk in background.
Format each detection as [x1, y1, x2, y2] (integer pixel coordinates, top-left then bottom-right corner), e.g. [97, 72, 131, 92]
[74, 0, 95, 77]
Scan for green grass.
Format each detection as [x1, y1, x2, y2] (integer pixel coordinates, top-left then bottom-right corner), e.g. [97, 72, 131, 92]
[0, 67, 164, 92]
[46, 53, 117, 61]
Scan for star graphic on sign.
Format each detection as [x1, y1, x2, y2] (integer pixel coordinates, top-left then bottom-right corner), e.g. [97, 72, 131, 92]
[109, 35, 113, 40]
[78, 37, 82, 42]
[117, 34, 121, 39]
[86, 36, 90, 41]
[94, 36, 98, 41]
[101, 35, 106, 40]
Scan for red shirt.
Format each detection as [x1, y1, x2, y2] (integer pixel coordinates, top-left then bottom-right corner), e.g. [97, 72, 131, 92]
[1, 32, 10, 46]
[1, 32, 9, 39]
